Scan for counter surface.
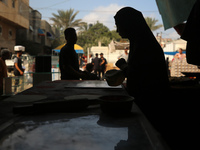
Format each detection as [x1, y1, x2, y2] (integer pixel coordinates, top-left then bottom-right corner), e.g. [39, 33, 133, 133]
[0, 80, 169, 150]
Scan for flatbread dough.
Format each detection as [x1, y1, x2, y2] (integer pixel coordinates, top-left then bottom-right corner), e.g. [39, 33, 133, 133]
[4, 95, 47, 103]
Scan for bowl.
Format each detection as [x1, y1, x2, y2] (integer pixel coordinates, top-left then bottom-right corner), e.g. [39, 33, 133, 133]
[99, 95, 134, 115]
[104, 69, 125, 86]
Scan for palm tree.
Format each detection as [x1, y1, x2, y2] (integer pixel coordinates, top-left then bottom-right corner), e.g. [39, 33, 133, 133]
[78, 23, 91, 32]
[50, 8, 85, 31]
[145, 17, 163, 31]
[50, 9, 86, 46]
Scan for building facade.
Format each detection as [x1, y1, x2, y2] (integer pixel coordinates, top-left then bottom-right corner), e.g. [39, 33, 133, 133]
[16, 8, 43, 55]
[16, 7, 56, 55]
[41, 20, 55, 54]
[0, 0, 29, 52]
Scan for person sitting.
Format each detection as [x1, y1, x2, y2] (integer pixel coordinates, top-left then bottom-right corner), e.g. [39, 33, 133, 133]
[84, 63, 99, 80]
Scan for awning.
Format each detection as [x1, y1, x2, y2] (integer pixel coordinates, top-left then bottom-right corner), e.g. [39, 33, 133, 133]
[53, 44, 84, 54]
[164, 51, 186, 55]
[156, 0, 196, 30]
[53, 50, 60, 53]
[47, 32, 54, 39]
[54, 49, 84, 54]
[38, 28, 45, 36]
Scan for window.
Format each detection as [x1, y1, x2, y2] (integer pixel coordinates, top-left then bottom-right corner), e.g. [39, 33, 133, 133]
[0, 25, 2, 36]
[8, 29, 12, 38]
[12, 0, 15, 8]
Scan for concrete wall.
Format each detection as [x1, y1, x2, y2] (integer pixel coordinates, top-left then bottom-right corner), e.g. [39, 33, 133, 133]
[0, 0, 29, 52]
[0, 20, 16, 51]
[0, 0, 29, 29]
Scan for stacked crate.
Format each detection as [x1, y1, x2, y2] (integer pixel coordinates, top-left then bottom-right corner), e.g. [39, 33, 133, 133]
[170, 58, 200, 77]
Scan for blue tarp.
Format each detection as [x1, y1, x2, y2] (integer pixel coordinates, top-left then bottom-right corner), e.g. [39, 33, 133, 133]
[53, 49, 84, 54]
[164, 51, 186, 55]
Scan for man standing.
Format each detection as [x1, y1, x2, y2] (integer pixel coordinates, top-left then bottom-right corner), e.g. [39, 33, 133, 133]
[14, 50, 24, 76]
[99, 53, 107, 79]
[59, 28, 88, 80]
[14, 48, 24, 92]
[89, 54, 93, 63]
[92, 53, 100, 77]
[118, 47, 129, 62]
[174, 48, 186, 60]
[0, 49, 10, 95]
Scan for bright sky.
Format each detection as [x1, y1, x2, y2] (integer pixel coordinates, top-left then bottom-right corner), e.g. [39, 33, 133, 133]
[30, 0, 179, 39]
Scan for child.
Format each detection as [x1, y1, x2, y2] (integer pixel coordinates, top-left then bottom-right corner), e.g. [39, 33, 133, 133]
[84, 63, 99, 80]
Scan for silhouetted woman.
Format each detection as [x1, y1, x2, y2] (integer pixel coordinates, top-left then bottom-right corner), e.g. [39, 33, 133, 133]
[115, 7, 169, 101]
[114, 6, 170, 141]
[114, 7, 198, 150]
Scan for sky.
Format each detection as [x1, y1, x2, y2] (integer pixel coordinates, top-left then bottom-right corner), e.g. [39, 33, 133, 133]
[29, 0, 180, 39]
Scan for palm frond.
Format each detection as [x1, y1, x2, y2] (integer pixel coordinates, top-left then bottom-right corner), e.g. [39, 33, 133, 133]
[145, 17, 163, 31]
[50, 9, 84, 29]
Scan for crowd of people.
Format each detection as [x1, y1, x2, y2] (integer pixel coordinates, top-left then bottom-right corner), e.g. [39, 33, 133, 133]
[73, 47, 129, 81]
[72, 52, 108, 80]
[91, 53, 108, 79]
[80, 52, 108, 80]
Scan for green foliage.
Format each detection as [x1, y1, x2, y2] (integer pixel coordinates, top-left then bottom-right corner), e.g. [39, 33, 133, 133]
[110, 30, 122, 41]
[145, 17, 163, 31]
[50, 9, 86, 48]
[50, 9, 85, 31]
[77, 22, 122, 51]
